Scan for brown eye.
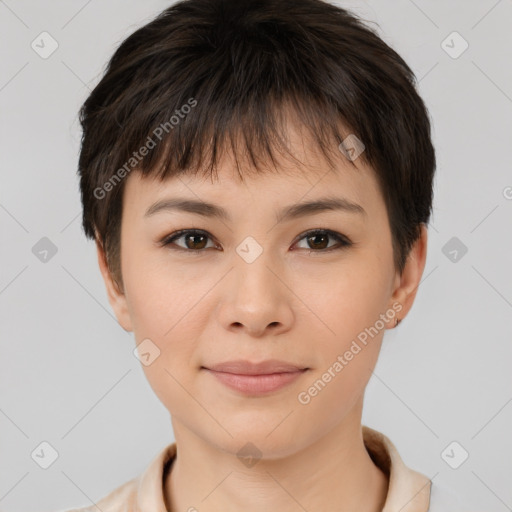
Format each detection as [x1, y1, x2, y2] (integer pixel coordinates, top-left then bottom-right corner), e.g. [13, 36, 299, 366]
[162, 229, 216, 252]
[294, 229, 352, 252]
[307, 232, 329, 250]
[183, 233, 208, 249]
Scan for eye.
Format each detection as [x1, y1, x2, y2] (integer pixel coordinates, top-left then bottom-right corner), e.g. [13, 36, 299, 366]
[160, 229, 217, 252]
[159, 228, 352, 254]
[293, 229, 352, 253]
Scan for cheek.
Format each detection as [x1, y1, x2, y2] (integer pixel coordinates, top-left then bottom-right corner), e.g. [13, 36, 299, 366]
[123, 244, 204, 339]
[126, 266, 207, 415]
[122, 250, 210, 397]
[295, 284, 386, 428]
[301, 255, 391, 393]
[314, 257, 391, 343]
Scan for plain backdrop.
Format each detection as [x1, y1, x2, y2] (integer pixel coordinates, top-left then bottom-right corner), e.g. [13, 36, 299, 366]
[1, 0, 511, 510]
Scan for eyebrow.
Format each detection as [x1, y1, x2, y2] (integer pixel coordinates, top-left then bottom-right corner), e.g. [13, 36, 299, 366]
[144, 196, 367, 222]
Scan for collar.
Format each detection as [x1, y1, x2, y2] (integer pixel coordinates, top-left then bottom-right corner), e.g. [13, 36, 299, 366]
[97, 426, 431, 511]
[361, 426, 431, 511]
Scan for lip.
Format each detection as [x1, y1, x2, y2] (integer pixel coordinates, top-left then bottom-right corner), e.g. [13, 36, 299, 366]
[202, 359, 309, 395]
[204, 359, 308, 375]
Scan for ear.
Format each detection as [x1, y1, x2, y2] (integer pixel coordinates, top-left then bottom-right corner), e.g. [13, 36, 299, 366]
[96, 240, 133, 332]
[388, 224, 428, 326]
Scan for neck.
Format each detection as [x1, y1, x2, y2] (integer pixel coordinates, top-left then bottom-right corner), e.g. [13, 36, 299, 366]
[164, 403, 389, 512]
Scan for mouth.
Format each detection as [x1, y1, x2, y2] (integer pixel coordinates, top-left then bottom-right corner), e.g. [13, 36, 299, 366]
[202, 359, 309, 375]
[201, 365, 309, 395]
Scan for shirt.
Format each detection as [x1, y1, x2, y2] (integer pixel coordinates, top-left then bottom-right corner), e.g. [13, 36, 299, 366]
[64, 426, 470, 512]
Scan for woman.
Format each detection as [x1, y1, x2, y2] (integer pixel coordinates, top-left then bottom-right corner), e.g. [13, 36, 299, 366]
[71, 0, 470, 509]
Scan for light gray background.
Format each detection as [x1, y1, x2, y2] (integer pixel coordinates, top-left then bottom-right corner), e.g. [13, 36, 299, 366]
[1, 1, 511, 510]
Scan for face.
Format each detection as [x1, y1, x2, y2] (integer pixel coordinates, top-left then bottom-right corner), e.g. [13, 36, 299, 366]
[98, 125, 427, 458]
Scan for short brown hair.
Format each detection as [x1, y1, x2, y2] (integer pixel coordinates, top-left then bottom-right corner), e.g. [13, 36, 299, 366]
[78, 0, 436, 291]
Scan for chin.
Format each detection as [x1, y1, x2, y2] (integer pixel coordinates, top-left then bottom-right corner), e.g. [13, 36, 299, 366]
[214, 424, 306, 461]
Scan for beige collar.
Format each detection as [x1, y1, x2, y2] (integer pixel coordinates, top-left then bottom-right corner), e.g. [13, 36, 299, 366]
[362, 426, 431, 511]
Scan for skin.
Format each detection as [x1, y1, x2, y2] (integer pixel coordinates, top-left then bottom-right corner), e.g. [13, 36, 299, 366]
[97, 122, 428, 512]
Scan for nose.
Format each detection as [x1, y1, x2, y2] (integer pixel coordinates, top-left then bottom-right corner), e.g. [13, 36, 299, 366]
[216, 254, 295, 338]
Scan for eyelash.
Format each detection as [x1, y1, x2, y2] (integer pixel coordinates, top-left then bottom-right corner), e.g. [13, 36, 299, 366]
[159, 228, 352, 255]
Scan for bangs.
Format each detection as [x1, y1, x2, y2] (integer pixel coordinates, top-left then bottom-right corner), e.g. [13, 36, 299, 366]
[138, 94, 362, 183]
